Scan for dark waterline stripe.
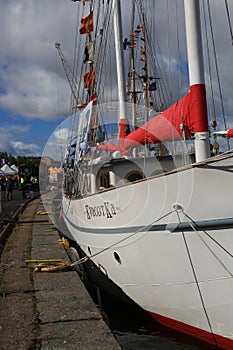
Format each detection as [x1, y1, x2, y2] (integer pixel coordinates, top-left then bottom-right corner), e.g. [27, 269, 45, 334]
[64, 215, 233, 235]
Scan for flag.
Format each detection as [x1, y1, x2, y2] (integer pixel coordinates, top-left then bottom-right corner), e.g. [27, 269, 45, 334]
[80, 12, 93, 35]
[72, 93, 97, 109]
[82, 69, 96, 89]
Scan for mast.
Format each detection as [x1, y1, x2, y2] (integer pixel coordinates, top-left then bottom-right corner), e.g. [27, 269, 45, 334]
[130, 0, 137, 128]
[184, 0, 210, 162]
[141, 12, 149, 115]
[113, 0, 127, 121]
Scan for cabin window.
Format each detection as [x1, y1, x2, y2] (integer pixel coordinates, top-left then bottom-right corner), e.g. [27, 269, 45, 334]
[100, 172, 110, 189]
[126, 171, 143, 183]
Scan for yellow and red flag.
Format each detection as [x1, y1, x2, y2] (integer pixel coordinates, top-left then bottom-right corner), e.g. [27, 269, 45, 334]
[80, 12, 93, 35]
[82, 69, 96, 89]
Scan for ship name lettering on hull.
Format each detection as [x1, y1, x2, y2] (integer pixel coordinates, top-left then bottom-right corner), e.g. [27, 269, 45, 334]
[85, 202, 119, 219]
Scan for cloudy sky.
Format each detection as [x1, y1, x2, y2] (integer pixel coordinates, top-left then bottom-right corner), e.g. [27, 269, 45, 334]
[0, 0, 232, 157]
[0, 0, 77, 157]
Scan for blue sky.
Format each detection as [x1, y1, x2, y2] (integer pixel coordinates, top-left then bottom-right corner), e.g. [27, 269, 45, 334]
[0, 0, 232, 157]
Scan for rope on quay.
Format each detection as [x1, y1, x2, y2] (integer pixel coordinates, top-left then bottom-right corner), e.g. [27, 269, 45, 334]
[25, 259, 70, 272]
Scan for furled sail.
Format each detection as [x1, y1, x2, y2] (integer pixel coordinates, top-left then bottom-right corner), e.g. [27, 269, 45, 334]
[98, 84, 208, 153]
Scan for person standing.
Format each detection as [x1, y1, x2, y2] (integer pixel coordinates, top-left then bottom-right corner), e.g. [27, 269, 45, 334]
[20, 176, 26, 199]
[5, 175, 14, 201]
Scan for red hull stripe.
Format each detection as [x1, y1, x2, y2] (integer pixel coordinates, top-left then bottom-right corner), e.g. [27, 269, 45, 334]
[147, 310, 233, 349]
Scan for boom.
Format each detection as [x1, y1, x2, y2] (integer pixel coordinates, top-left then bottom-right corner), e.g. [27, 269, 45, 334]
[55, 42, 80, 103]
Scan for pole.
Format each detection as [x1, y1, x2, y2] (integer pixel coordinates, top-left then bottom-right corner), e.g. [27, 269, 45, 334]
[113, 0, 127, 120]
[184, 0, 210, 162]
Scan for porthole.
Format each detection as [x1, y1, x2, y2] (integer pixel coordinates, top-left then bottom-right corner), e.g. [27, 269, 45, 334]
[113, 251, 122, 265]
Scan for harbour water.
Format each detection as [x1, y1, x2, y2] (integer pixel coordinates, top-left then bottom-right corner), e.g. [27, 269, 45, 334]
[95, 290, 220, 350]
[114, 326, 219, 350]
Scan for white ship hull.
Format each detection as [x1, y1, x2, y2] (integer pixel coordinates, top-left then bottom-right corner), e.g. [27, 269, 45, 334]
[63, 151, 233, 349]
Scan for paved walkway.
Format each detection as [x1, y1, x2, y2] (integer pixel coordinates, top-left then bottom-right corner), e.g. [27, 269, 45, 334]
[0, 195, 121, 350]
[32, 199, 121, 350]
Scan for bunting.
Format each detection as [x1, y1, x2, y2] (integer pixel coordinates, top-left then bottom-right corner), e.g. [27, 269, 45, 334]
[80, 12, 93, 35]
[72, 93, 97, 109]
[82, 69, 96, 89]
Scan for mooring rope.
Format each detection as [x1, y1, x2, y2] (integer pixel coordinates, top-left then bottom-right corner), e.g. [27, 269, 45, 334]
[180, 210, 233, 278]
[175, 208, 218, 347]
[70, 208, 176, 268]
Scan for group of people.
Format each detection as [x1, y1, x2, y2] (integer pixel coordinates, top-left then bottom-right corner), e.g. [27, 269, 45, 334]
[0, 174, 39, 201]
[20, 175, 39, 199]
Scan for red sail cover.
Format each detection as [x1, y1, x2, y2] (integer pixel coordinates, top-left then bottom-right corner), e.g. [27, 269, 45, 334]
[98, 84, 208, 152]
[124, 84, 208, 148]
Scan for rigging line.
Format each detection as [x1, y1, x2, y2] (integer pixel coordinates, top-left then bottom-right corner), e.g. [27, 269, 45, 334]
[225, 0, 233, 45]
[96, 14, 112, 104]
[178, 209, 233, 280]
[94, 0, 101, 45]
[55, 51, 62, 122]
[76, 6, 88, 106]
[182, 211, 233, 262]
[201, 0, 216, 122]
[136, 0, 171, 109]
[175, 210, 218, 347]
[207, 0, 230, 150]
[129, 0, 136, 107]
[175, 0, 182, 102]
[174, 0, 182, 157]
[166, 0, 172, 103]
[70, 208, 176, 267]
[72, 5, 86, 108]
[95, 0, 113, 97]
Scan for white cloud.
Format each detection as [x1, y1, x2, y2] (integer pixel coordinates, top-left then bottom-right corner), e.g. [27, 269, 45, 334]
[0, 124, 41, 157]
[0, 0, 76, 121]
[10, 141, 41, 157]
